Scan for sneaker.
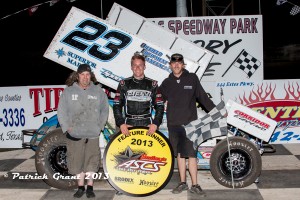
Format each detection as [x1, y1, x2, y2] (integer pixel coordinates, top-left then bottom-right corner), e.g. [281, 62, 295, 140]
[86, 190, 95, 198]
[73, 189, 85, 198]
[172, 182, 188, 194]
[189, 184, 206, 196]
[115, 191, 123, 196]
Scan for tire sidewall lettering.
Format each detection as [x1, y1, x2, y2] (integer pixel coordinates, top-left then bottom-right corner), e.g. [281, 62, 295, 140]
[210, 137, 262, 188]
[35, 128, 76, 189]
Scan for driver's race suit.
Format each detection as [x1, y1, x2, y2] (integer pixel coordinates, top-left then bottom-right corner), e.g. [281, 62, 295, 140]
[113, 76, 164, 127]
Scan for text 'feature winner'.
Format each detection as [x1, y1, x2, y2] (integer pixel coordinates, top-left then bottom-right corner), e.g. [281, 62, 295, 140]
[103, 127, 174, 196]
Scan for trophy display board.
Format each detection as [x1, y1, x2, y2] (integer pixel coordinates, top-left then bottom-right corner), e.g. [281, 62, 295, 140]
[103, 127, 174, 196]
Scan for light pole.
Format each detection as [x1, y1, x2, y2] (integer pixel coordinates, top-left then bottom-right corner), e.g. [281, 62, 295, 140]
[176, 0, 188, 17]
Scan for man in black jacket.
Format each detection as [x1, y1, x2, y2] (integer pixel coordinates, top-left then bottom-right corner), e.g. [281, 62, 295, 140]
[159, 53, 215, 196]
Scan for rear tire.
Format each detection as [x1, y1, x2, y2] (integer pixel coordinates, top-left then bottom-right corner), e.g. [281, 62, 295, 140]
[35, 128, 77, 189]
[210, 137, 262, 188]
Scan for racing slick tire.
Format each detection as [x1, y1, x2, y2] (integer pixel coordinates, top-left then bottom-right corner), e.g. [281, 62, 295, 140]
[210, 136, 262, 188]
[35, 128, 77, 189]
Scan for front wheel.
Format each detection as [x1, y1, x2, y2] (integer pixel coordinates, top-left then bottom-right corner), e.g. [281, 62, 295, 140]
[209, 137, 262, 188]
[35, 128, 77, 189]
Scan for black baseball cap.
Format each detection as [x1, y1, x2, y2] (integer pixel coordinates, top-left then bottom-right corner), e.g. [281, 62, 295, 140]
[170, 53, 185, 64]
[77, 64, 92, 73]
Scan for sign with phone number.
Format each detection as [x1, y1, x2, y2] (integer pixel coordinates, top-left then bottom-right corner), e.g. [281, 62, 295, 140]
[270, 130, 300, 143]
[1, 108, 26, 127]
[0, 86, 64, 148]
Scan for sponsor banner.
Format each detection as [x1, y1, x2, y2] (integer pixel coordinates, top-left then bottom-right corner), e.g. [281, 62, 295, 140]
[103, 127, 174, 196]
[0, 85, 64, 148]
[215, 79, 300, 143]
[150, 15, 263, 82]
[43, 7, 200, 90]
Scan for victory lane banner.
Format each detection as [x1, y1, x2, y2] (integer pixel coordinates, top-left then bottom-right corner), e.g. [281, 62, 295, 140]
[103, 127, 174, 196]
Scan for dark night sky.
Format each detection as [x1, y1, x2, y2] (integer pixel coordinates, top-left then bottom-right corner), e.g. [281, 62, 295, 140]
[0, 0, 299, 87]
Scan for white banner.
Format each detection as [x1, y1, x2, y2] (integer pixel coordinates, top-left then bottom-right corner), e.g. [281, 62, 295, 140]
[215, 79, 300, 143]
[44, 7, 200, 90]
[150, 15, 263, 82]
[0, 85, 64, 148]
